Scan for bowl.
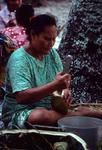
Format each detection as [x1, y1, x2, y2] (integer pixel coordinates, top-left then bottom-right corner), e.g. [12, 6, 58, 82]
[58, 116, 102, 150]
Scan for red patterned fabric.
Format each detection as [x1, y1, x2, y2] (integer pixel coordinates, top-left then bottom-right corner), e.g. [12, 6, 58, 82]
[1, 25, 29, 48]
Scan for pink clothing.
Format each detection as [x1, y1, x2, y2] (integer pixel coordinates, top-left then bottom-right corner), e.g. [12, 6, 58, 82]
[1, 25, 29, 48]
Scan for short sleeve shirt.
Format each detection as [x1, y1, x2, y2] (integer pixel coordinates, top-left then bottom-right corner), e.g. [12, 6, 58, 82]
[2, 47, 63, 121]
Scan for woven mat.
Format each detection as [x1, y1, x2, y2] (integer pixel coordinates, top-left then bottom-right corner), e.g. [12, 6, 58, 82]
[70, 103, 102, 112]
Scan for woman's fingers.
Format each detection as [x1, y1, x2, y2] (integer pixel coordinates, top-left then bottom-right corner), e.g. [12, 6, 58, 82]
[62, 89, 72, 105]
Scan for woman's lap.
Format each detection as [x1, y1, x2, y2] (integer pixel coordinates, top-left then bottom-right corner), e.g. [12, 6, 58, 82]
[11, 107, 49, 128]
[11, 107, 63, 129]
[12, 109, 33, 129]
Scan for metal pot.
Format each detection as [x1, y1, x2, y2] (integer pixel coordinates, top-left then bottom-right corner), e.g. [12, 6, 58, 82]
[58, 116, 102, 150]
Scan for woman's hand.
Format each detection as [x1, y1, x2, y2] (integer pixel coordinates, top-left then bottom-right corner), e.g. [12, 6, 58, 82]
[55, 72, 71, 91]
[62, 89, 72, 106]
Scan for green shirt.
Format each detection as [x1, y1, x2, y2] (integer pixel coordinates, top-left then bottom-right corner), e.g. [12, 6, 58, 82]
[2, 47, 63, 124]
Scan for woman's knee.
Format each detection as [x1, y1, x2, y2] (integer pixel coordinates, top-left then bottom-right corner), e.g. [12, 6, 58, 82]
[27, 108, 50, 124]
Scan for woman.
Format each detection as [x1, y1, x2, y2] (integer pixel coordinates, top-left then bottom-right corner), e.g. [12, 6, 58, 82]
[2, 14, 72, 128]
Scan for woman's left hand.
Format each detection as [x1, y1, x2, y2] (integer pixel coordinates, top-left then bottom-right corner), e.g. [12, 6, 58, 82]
[62, 89, 72, 106]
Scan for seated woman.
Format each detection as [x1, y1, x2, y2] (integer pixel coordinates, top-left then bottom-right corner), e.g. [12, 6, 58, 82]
[2, 14, 72, 129]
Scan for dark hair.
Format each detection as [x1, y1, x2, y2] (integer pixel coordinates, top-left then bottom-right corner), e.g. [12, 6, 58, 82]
[27, 14, 57, 41]
[15, 4, 34, 29]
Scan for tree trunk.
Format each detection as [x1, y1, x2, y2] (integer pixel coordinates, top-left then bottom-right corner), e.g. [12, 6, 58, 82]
[58, 0, 102, 103]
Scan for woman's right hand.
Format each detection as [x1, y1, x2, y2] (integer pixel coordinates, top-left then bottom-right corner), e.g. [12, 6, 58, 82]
[55, 72, 71, 91]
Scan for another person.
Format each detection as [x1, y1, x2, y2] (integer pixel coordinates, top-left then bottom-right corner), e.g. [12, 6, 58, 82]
[1, 4, 34, 49]
[0, 0, 22, 29]
[2, 14, 72, 129]
[0, 4, 34, 100]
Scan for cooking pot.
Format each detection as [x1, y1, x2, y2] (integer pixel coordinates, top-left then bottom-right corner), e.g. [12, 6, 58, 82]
[58, 116, 102, 150]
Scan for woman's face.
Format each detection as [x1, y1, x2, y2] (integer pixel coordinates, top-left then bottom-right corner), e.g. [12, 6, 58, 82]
[7, 0, 22, 12]
[31, 25, 57, 56]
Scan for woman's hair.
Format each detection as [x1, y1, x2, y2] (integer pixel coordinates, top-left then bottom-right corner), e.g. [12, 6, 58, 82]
[15, 4, 34, 29]
[27, 14, 57, 41]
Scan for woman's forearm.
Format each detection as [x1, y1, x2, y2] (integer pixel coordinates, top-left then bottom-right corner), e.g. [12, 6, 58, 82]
[88, 111, 102, 119]
[16, 80, 59, 104]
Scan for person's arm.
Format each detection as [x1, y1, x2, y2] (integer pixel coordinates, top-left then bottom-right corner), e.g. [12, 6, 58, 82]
[87, 111, 102, 119]
[73, 106, 102, 119]
[16, 72, 69, 104]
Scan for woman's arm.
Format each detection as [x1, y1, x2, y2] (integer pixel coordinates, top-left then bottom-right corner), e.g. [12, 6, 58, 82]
[74, 106, 102, 119]
[16, 72, 70, 104]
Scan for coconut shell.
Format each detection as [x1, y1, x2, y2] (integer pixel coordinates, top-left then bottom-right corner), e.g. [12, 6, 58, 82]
[52, 94, 68, 115]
